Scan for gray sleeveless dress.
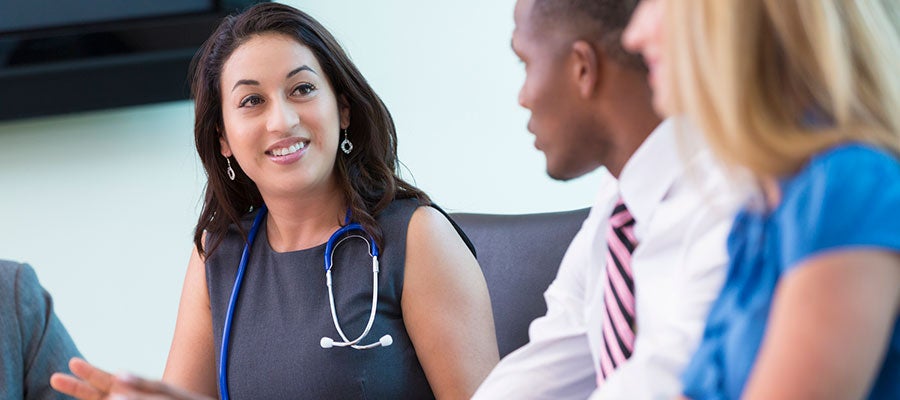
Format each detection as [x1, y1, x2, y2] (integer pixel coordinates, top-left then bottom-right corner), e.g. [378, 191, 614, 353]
[207, 198, 435, 399]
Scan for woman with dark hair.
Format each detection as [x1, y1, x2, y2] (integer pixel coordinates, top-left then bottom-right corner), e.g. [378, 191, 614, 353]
[50, 3, 498, 399]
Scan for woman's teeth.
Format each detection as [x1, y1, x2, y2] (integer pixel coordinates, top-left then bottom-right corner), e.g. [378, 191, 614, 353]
[272, 142, 306, 156]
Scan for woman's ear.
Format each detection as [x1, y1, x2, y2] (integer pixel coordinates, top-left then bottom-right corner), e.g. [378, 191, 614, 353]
[219, 128, 233, 157]
[339, 94, 351, 129]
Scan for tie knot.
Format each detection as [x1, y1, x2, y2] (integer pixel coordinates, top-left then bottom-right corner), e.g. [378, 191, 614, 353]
[609, 199, 635, 230]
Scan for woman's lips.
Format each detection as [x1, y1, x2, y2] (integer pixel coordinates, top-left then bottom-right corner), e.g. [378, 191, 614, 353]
[265, 138, 309, 165]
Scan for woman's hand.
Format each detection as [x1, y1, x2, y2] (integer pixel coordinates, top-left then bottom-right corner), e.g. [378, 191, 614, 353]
[50, 358, 213, 400]
[50, 358, 117, 400]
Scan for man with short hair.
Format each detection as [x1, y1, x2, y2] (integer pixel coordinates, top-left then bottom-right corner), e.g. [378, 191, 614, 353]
[473, 0, 745, 398]
[1, 260, 81, 400]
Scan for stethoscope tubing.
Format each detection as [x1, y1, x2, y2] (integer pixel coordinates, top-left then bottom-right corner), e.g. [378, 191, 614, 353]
[325, 234, 380, 348]
[218, 205, 267, 400]
[217, 205, 384, 400]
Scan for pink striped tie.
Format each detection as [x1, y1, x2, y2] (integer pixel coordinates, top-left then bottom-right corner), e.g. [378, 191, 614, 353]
[598, 199, 638, 384]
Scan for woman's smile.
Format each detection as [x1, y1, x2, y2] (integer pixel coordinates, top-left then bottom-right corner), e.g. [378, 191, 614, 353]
[265, 137, 310, 165]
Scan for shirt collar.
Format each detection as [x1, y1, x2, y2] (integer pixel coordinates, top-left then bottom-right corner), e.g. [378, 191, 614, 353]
[617, 118, 697, 224]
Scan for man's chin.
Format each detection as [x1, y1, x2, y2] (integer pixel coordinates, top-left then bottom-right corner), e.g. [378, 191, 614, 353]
[546, 160, 597, 182]
[546, 167, 578, 182]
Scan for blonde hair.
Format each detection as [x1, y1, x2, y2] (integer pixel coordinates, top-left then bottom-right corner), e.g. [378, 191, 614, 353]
[664, 0, 900, 179]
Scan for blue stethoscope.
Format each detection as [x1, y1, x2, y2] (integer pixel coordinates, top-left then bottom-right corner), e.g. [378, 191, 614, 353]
[218, 205, 393, 400]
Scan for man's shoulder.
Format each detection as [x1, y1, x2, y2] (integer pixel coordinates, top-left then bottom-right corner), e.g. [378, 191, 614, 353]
[0, 259, 28, 296]
[0, 260, 48, 313]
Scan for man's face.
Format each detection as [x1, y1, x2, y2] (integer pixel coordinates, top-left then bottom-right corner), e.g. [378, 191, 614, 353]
[512, 0, 607, 181]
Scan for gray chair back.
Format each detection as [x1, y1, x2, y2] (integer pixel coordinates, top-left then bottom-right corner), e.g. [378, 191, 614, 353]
[451, 208, 589, 357]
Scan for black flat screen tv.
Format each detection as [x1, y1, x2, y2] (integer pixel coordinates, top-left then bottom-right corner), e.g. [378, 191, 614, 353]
[0, 0, 267, 121]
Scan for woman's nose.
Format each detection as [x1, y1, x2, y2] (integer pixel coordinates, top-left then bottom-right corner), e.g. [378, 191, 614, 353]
[266, 97, 299, 134]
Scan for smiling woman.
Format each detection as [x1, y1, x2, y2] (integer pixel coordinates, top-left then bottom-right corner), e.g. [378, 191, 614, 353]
[49, 3, 499, 400]
[217, 33, 347, 219]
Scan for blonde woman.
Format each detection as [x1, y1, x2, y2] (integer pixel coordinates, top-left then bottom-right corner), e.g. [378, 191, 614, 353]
[623, 0, 900, 399]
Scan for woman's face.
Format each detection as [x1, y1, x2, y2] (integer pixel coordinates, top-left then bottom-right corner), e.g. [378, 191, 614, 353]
[622, 0, 671, 116]
[219, 33, 349, 199]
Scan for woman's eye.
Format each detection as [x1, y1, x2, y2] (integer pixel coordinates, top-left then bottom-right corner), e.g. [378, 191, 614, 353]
[292, 83, 316, 96]
[239, 95, 263, 108]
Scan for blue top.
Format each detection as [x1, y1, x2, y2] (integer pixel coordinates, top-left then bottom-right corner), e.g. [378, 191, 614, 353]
[682, 144, 900, 399]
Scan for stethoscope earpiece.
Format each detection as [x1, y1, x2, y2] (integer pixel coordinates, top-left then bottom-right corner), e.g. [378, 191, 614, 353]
[319, 334, 393, 350]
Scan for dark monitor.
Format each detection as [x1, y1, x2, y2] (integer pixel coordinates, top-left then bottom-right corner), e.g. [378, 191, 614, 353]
[0, 0, 267, 121]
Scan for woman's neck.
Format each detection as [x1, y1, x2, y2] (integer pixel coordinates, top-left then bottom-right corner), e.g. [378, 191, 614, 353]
[261, 183, 346, 253]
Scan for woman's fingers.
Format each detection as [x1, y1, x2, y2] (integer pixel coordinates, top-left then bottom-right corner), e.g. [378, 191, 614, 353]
[50, 357, 210, 400]
[50, 372, 105, 400]
[69, 357, 115, 393]
[49, 357, 116, 400]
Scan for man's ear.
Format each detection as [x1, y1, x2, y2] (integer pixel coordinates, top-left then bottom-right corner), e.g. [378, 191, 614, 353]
[219, 128, 232, 157]
[339, 94, 351, 129]
[571, 40, 602, 99]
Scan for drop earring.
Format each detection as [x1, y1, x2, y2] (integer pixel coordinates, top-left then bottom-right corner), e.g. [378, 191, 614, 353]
[225, 157, 236, 181]
[340, 128, 353, 154]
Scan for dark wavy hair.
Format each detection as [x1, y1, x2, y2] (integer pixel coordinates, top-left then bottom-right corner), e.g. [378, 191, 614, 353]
[191, 2, 430, 256]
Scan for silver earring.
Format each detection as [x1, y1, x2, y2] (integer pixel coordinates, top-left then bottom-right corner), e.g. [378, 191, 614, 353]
[225, 157, 236, 181]
[340, 128, 353, 154]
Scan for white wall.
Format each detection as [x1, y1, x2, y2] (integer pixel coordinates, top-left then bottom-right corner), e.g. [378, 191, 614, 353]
[0, 0, 602, 377]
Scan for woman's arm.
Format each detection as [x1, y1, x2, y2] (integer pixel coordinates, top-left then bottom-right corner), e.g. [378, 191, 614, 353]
[742, 249, 900, 399]
[160, 246, 218, 396]
[402, 206, 500, 399]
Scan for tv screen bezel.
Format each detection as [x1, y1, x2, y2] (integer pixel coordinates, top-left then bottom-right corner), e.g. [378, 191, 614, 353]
[0, 0, 267, 121]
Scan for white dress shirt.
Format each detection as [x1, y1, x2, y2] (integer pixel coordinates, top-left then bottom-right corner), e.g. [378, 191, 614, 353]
[473, 119, 749, 400]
